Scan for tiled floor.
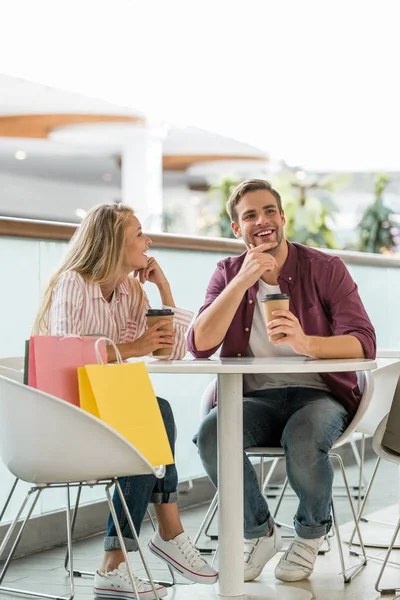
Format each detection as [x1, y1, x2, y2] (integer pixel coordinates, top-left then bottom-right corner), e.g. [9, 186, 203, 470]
[1, 455, 400, 600]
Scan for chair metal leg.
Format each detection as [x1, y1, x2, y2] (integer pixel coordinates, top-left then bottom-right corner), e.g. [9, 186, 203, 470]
[64, 485, 76, 600]
[259, 458, 265, 489]
[112, 479, 164, 600]
[272, 476, 289, 520]
[0, 488, 75, 600]
[375, 516, 400, 596]
[0, 478, 19, 523]
[105, 484, 143, 600]
[330, 453, 367, 583]
[0, 488, 41, 571]
[211, 543, 219, 568]
[64, 482, 178, 587]
[261, 458, 281, 497]
[145, 506, 177, 587]
[348, 456, 381, 552]
[64, 484, 88, 577]
[194, 493, 219, 552]
[357, 434, 365, 513]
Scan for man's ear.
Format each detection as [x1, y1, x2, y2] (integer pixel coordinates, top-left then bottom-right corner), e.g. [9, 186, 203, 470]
[231, 221, 242, 238]
[281, 210, 286, 227]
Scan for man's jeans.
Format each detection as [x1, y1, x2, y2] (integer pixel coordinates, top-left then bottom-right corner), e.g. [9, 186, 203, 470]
[105, 397, 178, 551]
[194, 387, 349, 540]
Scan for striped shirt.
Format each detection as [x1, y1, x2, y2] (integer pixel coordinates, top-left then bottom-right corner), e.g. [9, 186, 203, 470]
[46, 271, 193, 360]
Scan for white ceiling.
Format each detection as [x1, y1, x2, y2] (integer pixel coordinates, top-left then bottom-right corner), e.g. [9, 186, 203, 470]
[0, 74, 268, 186]
[0, 73, 142, 118]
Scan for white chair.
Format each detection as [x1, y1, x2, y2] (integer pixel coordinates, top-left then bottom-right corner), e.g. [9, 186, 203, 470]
[0, 375, 164, 600]
[345, 359, 400, 554]
[372, 415, 400, 597]
[0, 357, 24, 525]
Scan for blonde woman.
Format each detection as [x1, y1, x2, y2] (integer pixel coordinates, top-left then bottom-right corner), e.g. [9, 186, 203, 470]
[33, 203, 217, 600]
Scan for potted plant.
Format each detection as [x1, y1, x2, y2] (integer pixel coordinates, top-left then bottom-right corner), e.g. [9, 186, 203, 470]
[358, 174, 397, 254]
[272, 171, 350, 249]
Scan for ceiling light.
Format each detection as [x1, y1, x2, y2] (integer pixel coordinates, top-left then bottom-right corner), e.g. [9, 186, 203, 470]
[102, 173, 112, 182]
[15, 150, 27, 160]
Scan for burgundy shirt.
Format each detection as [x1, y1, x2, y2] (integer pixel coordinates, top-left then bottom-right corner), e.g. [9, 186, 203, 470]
[188, 242, 376, 416]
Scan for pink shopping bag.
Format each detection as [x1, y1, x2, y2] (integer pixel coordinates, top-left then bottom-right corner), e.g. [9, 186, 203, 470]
[28, 336, 107, 406]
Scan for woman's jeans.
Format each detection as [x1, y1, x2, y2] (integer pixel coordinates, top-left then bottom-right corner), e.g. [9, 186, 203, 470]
[104, 397, 177, 551]
[194, 387, 350, 540]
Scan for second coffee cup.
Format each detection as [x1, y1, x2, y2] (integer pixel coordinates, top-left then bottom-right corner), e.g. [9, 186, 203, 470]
[146, 309, 174, 357]
[261, 294, 290, 342]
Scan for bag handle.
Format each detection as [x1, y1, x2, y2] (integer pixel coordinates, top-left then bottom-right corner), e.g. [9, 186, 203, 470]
[94, 337, 123, 365]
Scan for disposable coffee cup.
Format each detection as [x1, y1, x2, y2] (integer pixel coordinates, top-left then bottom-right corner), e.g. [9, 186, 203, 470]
[261, 294, 290, 342]
[146, 309, 174, 357]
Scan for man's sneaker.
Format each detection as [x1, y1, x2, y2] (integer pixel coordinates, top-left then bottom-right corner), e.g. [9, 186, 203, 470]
[149, 531, 218, 585]
[244, 527, 283, 582]
[275, 535, 323, 582]
[94, 562, 167, 599]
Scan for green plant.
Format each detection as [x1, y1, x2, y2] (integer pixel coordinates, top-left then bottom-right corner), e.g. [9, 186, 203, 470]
[198, 177, 239, 238]
[358, 174, 396, 254]
[272, 171, 350, 249]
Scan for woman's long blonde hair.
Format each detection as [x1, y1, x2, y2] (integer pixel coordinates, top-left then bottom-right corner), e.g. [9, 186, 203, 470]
[33, 202, 145, 334]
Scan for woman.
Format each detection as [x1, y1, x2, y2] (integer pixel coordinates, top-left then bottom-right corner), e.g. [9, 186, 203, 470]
[33, 203, 217, 600]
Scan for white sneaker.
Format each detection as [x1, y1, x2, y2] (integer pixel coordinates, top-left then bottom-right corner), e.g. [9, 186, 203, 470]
[244, 527, 283, 582]
[149, 531, 218, 585]
[94, 562, 167, 599]
[275, 535, 323, 582]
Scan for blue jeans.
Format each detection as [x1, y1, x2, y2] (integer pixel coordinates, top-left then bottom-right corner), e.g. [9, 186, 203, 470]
[104, 397, 178, 551]
[194, 387, 349, 540]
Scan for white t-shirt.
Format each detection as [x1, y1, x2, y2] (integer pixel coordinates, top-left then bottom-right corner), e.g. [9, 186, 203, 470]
[244, 279, 330, 394]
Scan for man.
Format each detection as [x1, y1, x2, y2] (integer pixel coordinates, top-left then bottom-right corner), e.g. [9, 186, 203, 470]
[188, 179, 376, 583]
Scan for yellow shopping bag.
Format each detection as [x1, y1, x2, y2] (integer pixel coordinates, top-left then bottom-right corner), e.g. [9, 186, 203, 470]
[78, 340, 174, 467]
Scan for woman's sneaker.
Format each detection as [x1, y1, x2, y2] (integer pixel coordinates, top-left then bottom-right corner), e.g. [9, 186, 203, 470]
[275, 535, 323, 582]
[94, 562, 167, 599]
[149, 531, 218, 585]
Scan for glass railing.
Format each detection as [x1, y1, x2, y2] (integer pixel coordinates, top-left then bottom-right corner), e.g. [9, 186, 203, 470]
[1, 219, 400, 521]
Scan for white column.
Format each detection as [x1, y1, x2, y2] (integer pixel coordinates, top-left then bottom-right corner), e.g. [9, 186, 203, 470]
[121, 125, 166, 232]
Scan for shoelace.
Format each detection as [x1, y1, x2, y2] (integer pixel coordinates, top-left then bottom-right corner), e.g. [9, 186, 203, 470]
[103, 566, 151, 590]
[177, 537, 207, 570]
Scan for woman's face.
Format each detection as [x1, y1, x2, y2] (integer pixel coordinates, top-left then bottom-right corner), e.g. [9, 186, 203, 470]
[123, 215, 152, 271]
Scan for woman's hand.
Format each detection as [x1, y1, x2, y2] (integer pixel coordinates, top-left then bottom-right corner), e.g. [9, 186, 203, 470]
[134, 257, 168, 287]
[130, 320, 175, 357]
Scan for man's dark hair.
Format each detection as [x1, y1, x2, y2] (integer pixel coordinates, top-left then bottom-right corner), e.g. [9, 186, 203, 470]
[226, 179, 283, 223]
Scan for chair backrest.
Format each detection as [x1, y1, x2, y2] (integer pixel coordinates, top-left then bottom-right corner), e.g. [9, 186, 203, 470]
[0, 375, 157, 485]
[331, 370, 374, 448]
[0, 357, 24, 383]
[355, 359, 400, 435]
[199, 378, 217, 420]
[372, 414, 400, 465]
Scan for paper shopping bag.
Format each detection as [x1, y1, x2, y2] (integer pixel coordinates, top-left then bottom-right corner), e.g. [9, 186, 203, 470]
[27, 336, 107, 406]
[78, 361, 174, 466]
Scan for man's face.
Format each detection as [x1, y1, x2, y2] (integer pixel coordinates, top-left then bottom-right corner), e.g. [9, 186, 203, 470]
[231, 190, 286, 252]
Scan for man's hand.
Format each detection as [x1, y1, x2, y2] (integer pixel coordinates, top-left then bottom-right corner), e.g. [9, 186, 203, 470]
[267, 309, 311, 355]
[130, 320, 175, 356]
[236, 242, 278, 290]
[134, 257, 168, 287]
